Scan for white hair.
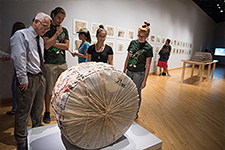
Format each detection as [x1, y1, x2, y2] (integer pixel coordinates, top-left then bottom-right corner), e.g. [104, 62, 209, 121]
[35, 12, 51, 22]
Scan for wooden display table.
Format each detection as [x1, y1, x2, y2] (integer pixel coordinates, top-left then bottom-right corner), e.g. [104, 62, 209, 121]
[181, 60, 218, 87]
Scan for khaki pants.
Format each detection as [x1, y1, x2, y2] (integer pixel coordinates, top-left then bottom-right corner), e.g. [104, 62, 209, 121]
[14, 73, 46, 144]
[44, 63, 67, 95]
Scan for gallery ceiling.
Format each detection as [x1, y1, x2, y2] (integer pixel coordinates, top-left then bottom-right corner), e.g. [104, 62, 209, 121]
[192, 0, 225, 23]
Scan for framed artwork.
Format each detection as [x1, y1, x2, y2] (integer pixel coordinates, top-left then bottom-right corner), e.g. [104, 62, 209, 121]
[155, 46, 160, 53]
[156, 35, 161, 44]
[116, 41, 125, 54]
[170, 39, 173, 45]
[72, 38, 82, 52]
[174, 40, 177, 46]
[176, 48, 179, 54]
[73, 19, 88, 34]
[179, 49, 182, 54]
[91, 22, 101, 36]
[106, 41, 115, 50]
[183, 42, 185, 47]
[161, 37, 166, 44]
[173, 48, 176, 53]
[150, 34, 156, 43]
[117, 27, 126, 39]
[177, 41, 180, 47]
[190, 43, 192, 48]
[127, 30, 135, 40]
[106, 25, 116, 38]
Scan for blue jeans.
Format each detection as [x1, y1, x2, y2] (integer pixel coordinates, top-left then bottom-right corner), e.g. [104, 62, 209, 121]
[126, 70, 145, 114]
[11, 72, 17, 111]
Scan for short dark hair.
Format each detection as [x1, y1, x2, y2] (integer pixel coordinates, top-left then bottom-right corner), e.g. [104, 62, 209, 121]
[11, 22, 26, 37]
[166, 39, 171, 44]
[51, 7, 66, 18]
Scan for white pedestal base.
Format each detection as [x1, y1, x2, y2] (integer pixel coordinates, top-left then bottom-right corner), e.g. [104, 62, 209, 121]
[28, 122, 162, 150]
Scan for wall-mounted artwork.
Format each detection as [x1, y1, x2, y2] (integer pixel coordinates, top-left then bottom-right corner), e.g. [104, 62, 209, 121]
[91, 22, 101, 36]
[176, 48, 179, 54]
[183, 42, 185, 47]
[156, 36, 161, 44]
[174, 40, 177, 46]
[127, 30, 135, 40]
[170, 39, 173, 45]
[117, 28, 126, 39]
[73, 38, 82, 52]
[156, 46, 160, 53]
[173, 48, 176, 53]
[116, 42, 125, 54]
[177, 41, 180, 47]
[106, 25, 115, 38]
[150, 34, 156, 43]
[73, 19, 88, 34]
[179, 49, 182, 54]
[106, 41, 115, 50]
[161, 37, 166, 44]
[190, 43, 192, 48]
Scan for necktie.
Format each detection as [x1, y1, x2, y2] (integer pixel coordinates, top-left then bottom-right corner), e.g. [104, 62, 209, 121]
[36, 36, 45, 74]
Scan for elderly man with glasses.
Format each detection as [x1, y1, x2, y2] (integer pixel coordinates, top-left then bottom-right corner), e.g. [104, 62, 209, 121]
[10, 12, 51, 150]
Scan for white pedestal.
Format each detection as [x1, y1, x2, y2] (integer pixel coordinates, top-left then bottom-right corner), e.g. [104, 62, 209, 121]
[28, 122, 162, 150]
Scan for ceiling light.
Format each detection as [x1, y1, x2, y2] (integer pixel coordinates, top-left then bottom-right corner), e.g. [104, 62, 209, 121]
[217, 4, 219, 6]
[218, 6, 221, 9]
[220, 10, 223, 13]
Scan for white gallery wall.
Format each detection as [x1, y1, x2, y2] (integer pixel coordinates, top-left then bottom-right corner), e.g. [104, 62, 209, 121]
[0, 0, 217, 99]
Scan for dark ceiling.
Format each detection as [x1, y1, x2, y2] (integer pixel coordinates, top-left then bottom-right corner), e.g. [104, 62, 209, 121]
[192, 0, 225, 23]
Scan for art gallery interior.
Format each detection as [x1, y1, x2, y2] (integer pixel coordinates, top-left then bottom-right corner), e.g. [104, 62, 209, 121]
[0, 0, 224, 150]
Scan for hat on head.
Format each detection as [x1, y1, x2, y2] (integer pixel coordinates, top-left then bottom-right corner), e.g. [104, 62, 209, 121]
[77, 28, 88, 34]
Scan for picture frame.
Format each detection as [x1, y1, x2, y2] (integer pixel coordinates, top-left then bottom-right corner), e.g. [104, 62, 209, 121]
[155, 46, 160, 53]
[105, 41, 115, 50]
[161, 37, 166, 44]
[91, 22, 101, 36]
[156, 35, 161, 44]
[73, 19, 88, 34]
[116, 41, 125, 54]
[173, 39, 177, 46]
[173, 48, 176, 53]
[127, 30, 135, 40]
[72, 38, 82, 52]
[106, 25, 116, 38]
[150, 34, 156, 43]
[117, 27, 126, 39]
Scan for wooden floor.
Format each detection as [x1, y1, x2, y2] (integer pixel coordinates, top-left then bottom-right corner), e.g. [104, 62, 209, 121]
[0, 65, 224, 150]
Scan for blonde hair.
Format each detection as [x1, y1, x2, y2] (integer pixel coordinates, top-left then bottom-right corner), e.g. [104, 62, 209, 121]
[138, 21, 150, 37]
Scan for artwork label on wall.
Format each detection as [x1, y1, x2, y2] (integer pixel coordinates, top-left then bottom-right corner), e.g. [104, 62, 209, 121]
[127, 30, 135, 40]
[150, 34, 156, 43]
[116, 42, 125, 54]
[106, 25, 115, 38]
[117, 28, 126, 39]
[73, 19, 88, 34]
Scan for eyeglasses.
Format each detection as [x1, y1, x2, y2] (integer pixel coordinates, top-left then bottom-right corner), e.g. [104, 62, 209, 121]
[38, 20, 50, 31]
[137, 35, 147, 39]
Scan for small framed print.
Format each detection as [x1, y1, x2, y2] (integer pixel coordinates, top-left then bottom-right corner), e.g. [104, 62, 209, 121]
[173, 48, 176, 54]
[150, 34, 156, 43]
[106, 25, 116, 38]
[117, 27, 126, 39]
[127, 30, 135, 40]
[106, 41, 115, 50]
[91, 22, 101, 36]
[73, 38, 82, 52]
[170, 39, 173, 45]
[174, 40, 177, 46]
[161, 37, 166, 44]
[116, 41, 125, 54]
[155, 46, 160, 53]
[156, 35, 161, 44]
[73, 19, 88, 34]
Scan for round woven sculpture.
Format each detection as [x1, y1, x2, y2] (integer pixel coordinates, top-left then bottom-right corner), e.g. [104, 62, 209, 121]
[51, 62, 139, 149]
